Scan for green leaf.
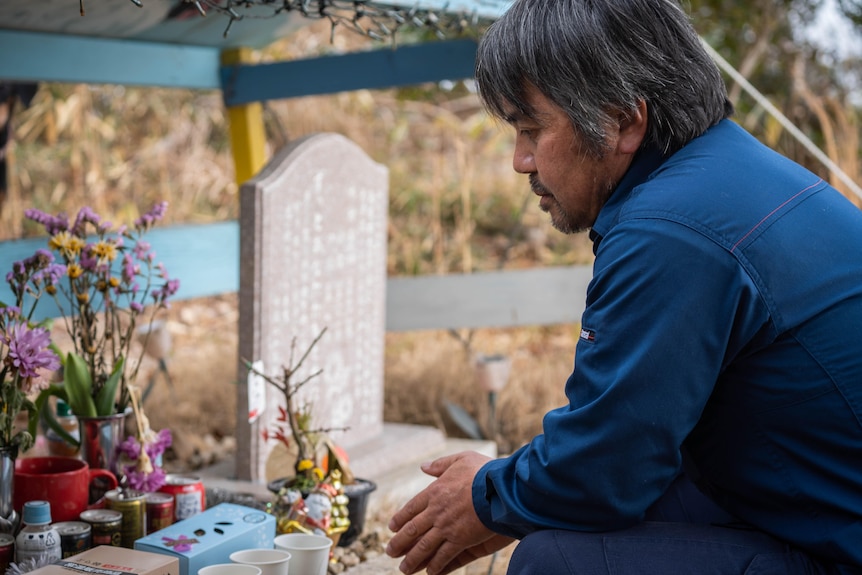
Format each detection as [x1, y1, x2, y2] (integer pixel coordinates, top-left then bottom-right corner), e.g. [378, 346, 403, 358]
[63, 352, 97, 418]
[29, 384, 76, 447]
[95, 356, 124, 416]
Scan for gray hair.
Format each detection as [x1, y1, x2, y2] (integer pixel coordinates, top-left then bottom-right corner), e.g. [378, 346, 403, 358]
[475, 0, 733, 156]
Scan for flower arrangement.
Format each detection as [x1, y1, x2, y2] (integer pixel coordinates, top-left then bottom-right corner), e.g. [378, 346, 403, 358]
[244, 327, 353, 538]
[21, 202, 180, 441]
[0, 253, 63, 451]
[116, 387, 172, 491]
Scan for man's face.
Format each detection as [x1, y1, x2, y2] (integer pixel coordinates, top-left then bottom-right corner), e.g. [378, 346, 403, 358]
[503, 85, 642, 233]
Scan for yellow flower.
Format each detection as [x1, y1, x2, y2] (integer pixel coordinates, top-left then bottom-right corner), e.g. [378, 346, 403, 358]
[49, 231, 85, 258]
[109, 276, 120, 288]
[67, 263, 83, 279]
[296, 459, 314, 472]
[312, 467, 324, 481]
[91, 240, 118, 265]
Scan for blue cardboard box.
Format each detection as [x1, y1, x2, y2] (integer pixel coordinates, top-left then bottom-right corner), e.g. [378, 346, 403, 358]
[134, 503, 276, 575]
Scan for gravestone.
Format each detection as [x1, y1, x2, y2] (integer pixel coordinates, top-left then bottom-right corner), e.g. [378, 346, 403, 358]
[236, 133, 390, 483]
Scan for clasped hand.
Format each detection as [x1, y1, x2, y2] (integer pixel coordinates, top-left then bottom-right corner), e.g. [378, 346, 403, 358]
[385, 451, 515, 575]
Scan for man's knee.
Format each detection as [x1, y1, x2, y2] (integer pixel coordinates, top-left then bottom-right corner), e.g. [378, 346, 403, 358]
[508, 530, 607, 575]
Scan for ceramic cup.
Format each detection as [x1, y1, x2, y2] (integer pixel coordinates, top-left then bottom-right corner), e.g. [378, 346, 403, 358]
[273, 533, 332, 575]
[198, 565, 262, 575]
[14, 456, 118, 522]
[230, 548, 291, 575]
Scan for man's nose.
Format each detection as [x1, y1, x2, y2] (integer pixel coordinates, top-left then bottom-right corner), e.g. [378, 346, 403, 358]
[513, 143, 535, 174]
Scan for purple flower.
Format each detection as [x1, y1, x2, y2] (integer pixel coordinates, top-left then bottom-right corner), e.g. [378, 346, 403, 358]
[118, 430, 171, 492]
[6, 250, 58, 299]
[147, 428, 172, 458]
[4, 323, 60, 380]
[134, 202, 168, 230]
[122, 464, 167, 492]
[78, 249, 98, 271]
[121, 254, 138, 284]
[118, 434, 142, 460]
[133, 241, 152, 261]
[25, 209, 69, 235]
[151, 278, 180, 306]
[33, 264, 67, 287]
[71, 206, 101, 236]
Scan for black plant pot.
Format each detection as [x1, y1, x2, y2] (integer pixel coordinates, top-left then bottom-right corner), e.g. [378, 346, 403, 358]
[339, 478, 377, 547]
[266, 476, 377, 547]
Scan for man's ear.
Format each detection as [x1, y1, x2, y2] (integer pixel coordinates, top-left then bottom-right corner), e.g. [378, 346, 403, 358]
[617, 100, 648, 154]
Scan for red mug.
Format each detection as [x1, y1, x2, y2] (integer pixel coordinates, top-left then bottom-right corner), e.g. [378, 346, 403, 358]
[14, 456, 118, 523]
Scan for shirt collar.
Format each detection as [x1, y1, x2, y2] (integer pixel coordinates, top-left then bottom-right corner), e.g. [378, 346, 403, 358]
[589, 145, 667, 250]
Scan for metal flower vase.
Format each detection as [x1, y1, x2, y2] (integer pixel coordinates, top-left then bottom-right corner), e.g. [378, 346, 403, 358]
[0, 445, 18, 535]
[78, 412, 127, 476]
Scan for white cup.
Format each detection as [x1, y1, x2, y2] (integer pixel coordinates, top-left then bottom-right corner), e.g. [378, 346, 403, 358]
[273, 533, 333, 575]
[198, 565, 262, 575]
[230, 548, 292, 575]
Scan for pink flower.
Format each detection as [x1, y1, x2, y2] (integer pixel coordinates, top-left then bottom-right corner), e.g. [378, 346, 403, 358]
[4, 323, 60, 381]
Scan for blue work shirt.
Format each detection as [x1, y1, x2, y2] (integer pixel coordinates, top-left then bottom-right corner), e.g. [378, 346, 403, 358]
[472, 119, 862, 569]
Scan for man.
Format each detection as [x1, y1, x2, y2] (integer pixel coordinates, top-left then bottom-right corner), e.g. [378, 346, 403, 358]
[385, 0, 862, 574]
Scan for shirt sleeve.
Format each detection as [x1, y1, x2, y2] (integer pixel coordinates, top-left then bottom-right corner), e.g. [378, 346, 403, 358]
[472, 217, 768, 538]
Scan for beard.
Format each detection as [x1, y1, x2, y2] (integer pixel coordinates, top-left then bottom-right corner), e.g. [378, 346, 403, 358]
[530, 174, 584, 234]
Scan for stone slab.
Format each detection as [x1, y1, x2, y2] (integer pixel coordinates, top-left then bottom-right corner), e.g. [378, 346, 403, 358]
[237, 132, 389, 482]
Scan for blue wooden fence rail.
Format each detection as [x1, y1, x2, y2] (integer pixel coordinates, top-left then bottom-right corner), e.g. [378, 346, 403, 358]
[0, 221, 591, 330]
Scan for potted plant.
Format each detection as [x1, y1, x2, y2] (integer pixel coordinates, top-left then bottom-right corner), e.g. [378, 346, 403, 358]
[245, 327, 376, 547]
[23, 202, 178, 477]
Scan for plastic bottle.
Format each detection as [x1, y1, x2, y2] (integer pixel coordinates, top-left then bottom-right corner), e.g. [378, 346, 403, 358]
[46, 400, 79, 457]
[15, 500, 61, 565]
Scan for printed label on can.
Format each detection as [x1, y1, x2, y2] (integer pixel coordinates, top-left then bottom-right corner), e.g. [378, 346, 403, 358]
[80, 509, 123, 547]
[145, 492, 175, 534]
[174, 491, 203, 521]
[160, 474, 206, 521]
[106, 489, 147, 549]
[55, 521, 92, 558]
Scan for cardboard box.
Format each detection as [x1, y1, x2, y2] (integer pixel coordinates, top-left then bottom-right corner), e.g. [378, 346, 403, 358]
[134, 503, 276, 575]
[27, 545, 179, 575]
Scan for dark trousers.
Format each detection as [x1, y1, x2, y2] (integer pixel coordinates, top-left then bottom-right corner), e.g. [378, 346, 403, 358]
[506, 474, 838, 574]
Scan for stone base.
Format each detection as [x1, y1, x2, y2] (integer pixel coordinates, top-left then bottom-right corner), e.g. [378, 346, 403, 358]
[198, 423, 496, 510]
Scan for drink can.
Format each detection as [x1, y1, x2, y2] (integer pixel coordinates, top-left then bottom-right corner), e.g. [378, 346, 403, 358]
[145, 491, 175, 534]
[105, 489, 147, 548]
[0, 533, 14, 573]
[55, 521, 92, 558]
[80, 509, 123, 547]
[159, 474, 206, 521]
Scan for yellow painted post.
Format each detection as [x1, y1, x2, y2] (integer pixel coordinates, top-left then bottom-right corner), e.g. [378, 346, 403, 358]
[222, 47, 267, 186]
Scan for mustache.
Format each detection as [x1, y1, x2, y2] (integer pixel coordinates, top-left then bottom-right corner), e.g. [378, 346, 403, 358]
[530, 174, 551, 196]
